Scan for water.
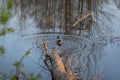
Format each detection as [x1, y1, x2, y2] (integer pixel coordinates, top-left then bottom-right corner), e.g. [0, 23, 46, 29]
[99, 1, 120, 80]
[0, 0, 120, 80]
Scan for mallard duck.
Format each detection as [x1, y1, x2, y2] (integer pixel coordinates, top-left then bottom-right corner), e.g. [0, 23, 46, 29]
[56, 36, 63, 46]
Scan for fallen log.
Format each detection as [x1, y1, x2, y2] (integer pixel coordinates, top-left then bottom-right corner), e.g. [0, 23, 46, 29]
[50, 49, 75, 80]
[42, 39, 75, 80]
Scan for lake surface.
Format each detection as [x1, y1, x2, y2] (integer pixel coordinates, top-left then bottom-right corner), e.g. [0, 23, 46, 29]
[99, 1, 120, 80]
[0, 0, 120, 80]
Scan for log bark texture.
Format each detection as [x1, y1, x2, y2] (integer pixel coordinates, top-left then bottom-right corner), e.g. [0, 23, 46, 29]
[50, 49, 75, 80]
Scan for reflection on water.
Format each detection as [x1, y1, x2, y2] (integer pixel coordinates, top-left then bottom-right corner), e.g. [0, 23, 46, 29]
[100, 45, 120, 80]
[0, 32, 104, 80]
[99, 1, 120, 80]
[0, 0, 120, 80]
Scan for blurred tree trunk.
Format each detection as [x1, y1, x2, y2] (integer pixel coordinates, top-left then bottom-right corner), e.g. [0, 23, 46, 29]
[65, 0, 72, 33]
[3, 0, 6, 10]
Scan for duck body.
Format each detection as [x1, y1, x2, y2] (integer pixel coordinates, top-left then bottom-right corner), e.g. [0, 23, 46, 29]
[56, 36, 63, 46]
[56, 40, 63, 46]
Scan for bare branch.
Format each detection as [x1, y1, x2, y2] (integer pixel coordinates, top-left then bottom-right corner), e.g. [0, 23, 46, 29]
[73, 12, 92, 26]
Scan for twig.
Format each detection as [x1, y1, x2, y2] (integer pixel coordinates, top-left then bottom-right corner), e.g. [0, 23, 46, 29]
[41, 38, 51, 71]
[73, 12, 92, 26]
[42, 38, 49, 55]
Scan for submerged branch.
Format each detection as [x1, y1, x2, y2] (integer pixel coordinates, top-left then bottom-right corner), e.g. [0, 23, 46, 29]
[73, 12, 92, 26]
